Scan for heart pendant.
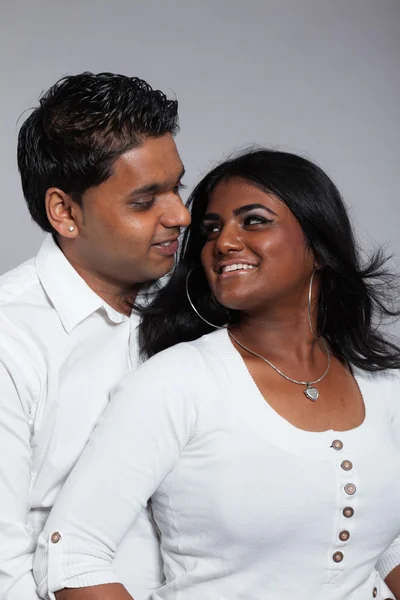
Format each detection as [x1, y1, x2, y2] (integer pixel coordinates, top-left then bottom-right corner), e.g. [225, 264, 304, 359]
[304, 386, 319, 401]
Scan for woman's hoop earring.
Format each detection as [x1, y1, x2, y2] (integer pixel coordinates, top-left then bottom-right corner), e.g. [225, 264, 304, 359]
[185, 269, 227, 330]
[308, 268, 327, 339]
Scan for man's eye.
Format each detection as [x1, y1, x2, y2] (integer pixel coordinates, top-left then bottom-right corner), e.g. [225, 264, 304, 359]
[131, 198, 156, 211]
[173, 182, 187, 194]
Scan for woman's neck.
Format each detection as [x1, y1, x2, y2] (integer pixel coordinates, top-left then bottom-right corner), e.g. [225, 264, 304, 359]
[230, 309, 325, 369]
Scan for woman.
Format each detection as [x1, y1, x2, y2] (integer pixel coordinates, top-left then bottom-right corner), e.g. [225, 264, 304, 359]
[34, 150, 400, 599]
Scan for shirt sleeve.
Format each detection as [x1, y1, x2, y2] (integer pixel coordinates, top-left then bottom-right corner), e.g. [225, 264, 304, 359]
[33, 344, 201, 598]
[375, 369, 400, 581]
[376, 534, 400, 580]
[0, 361, 40, 600]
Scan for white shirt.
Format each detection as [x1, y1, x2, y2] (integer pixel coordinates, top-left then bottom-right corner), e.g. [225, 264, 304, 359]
[0, 235, 163, 600]
[33, 328, 400, 599]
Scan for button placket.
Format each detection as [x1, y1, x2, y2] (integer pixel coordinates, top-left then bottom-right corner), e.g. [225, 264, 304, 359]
[329, 440, 357, 570]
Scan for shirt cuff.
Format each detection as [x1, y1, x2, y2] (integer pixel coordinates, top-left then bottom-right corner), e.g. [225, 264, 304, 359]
[34, 530, 118, 599]
[376, 544, 400, 581]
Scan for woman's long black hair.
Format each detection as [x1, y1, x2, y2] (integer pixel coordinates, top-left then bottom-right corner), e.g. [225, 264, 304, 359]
[140, 149, 400, 370]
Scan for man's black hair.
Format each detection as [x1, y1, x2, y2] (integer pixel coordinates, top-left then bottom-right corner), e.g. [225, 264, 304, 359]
[17, 72, 179, 231]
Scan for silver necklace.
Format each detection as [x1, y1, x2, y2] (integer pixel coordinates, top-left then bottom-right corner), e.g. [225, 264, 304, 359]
[228, 330, 331, 402]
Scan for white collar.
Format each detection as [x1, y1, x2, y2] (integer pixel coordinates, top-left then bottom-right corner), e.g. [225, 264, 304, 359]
[35, 235, 130, 333]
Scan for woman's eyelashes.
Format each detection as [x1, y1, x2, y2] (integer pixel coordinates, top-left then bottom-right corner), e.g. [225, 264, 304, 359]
[200, 214, 274, 239]
[200, 221, 222, 238]
[243, 214, 274, 227]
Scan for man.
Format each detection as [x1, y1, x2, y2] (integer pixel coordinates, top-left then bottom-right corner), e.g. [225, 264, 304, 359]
[0, 72, 190, 599]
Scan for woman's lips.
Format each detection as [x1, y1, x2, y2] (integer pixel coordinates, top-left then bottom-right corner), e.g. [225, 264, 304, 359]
[216, 262, 258, 277]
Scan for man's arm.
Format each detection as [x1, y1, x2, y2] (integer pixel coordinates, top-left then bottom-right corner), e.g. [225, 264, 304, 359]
[55, 584, 133, 600]
[0, 362, 39, 599]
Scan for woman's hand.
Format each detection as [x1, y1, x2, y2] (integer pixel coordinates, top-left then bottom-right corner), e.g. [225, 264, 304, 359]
[55, 583, 134, 600]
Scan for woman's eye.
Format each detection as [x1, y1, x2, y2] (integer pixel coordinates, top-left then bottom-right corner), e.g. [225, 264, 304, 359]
[200, 223, 220, 238]
[243, 215, 273, 227]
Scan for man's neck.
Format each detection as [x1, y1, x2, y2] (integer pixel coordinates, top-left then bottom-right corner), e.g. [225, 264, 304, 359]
[56, 239, 138, 316]
[71, 260, 137, 316]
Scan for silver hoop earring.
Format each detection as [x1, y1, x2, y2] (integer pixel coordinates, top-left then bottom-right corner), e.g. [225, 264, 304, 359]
[185, 269, 227, 330]
[308, 268, 326, 339]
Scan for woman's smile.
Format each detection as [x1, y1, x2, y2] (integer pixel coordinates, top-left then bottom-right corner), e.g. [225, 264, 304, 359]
[215, 260, 259, 277]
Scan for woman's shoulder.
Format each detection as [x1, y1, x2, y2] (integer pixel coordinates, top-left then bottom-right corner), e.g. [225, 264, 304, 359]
[133, 329, 227, 387]
[353, 367, 400, 422]
[141, 329, 227, 370]
[354, 366, 400, 387]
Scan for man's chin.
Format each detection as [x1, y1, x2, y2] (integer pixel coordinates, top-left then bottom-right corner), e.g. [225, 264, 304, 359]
[154, 258, 176, 280]
[138, 265, 175, 289]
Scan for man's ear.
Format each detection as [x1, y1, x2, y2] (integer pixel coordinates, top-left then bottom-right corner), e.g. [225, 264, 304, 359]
[45, 188, 80, 238]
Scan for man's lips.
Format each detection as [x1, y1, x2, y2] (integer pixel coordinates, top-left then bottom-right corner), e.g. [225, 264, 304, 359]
[151, 238, 179, 256]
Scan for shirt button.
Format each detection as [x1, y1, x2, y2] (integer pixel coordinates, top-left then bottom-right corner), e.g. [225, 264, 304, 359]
[50, 532, 61, 544]
[339, 530, 350, 542]
[372, 587, 377, 597]
[332, 440, 343, 450]
[341, 460, 353, 471]
[343, 506, 354, 518]
[344, 483, 356, 495]
[332, 551, 344, 563]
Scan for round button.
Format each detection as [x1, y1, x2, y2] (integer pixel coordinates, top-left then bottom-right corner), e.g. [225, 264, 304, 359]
[344, 483, 356, 495]
[343, 506, 354, 518]
[50, 531, 61, 544]
[372, 587, 377, 597]
[332, 551, 344, 563]
[339, 530, 350, 542]
[341, 460, 353, 471]
[332, 440, 343, 450]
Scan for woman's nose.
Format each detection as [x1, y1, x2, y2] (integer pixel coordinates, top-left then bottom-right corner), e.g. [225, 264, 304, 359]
[215, 224, 244, 254]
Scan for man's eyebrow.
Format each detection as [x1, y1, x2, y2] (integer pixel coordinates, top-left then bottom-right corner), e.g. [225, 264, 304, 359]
[126, 166, 186, 199]
[203, 203, 277, 220]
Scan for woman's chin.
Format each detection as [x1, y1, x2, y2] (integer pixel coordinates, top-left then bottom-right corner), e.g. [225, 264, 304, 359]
[216, 293, 253, 313]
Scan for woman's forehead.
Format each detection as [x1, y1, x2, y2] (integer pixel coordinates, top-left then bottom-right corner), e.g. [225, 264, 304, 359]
[206, 178, 286, 215]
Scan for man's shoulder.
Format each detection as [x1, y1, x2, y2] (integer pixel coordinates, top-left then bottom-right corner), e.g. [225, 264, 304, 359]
[0, 257, 40, 307]
[0, 257, 52, 358]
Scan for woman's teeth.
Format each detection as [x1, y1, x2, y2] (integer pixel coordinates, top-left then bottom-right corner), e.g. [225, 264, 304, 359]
[220, 263, 256, 273]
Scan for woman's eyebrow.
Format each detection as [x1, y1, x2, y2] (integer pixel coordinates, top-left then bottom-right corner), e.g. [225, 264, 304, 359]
[233, 203, 277, 216]
[202, 212, 220, 221]
[203, 203, 277, 221]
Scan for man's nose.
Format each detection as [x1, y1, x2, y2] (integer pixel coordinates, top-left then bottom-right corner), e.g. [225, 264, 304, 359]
[163, 196, 191, 228]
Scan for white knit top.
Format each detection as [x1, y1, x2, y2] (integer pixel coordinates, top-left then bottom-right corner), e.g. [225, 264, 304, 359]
[34, 328, 400, 600]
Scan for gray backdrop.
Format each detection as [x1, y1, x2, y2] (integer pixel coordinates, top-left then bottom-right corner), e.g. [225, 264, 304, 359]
[1, 0, 399, 336]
